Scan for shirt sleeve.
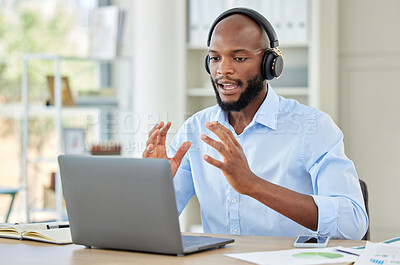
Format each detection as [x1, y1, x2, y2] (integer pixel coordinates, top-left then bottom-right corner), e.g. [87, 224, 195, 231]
[303, 112, 369, 239]
[169, 123, 195, 215]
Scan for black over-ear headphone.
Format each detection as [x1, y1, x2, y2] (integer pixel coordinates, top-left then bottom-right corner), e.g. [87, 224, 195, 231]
[205, 7, 284, 81]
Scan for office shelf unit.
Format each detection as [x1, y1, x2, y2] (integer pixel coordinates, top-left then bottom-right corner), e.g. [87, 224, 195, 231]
[185, 0, 316, 115]
[21, 54, 132, 222]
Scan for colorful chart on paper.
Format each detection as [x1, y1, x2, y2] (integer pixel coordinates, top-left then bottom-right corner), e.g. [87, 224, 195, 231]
[292, 252, 344, 260]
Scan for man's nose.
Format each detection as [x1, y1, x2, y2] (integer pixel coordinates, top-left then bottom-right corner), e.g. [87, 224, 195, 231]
[216, 58, 234, 76]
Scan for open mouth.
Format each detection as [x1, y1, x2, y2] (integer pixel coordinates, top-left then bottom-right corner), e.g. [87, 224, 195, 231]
[217, 80, 240, 95]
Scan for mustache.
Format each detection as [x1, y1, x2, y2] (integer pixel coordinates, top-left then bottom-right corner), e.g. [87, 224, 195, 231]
[213, 76, 243, 86]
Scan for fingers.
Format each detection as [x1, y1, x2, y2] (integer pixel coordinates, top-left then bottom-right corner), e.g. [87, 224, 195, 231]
[158, 121, 171, 146]
[146, 128, 160, 149]
[172, 141, 191, 164]
[200, 134, 230, 158]
[211, 122, 240, 147]
[142, 143, 154, 158]
[205, 122, 241, 154]
[148, 122, 164, 137]
[204, 121, 238, 152]
[146, 121, 171, 149]
[203, 154, 224, 169]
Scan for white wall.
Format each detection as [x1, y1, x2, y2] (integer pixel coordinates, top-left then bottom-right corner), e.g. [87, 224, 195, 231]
[129, 0, 186, 157]
[338, 0, 400, 241]
[313, 0, 339, 122]
[115, 0, 186, 157]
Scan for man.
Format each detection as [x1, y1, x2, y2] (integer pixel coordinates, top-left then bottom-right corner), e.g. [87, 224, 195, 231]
[143, 8, 368, 239]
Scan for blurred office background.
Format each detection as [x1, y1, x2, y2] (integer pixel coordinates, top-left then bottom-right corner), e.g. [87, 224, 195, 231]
[0, 0, 399, 242]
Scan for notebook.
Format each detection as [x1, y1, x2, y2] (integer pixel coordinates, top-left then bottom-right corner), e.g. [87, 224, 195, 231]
[58, 155, 234, 255]
[0, 222, 72, 244]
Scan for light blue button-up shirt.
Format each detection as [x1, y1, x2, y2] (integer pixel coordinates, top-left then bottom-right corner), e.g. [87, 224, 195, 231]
[169, 86, 368, 240]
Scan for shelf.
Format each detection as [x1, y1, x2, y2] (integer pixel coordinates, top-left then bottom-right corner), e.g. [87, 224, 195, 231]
[0, 103, 118, 119]
[187, 88, 214, 97]
[74, 96, 118, 107]
[28, 104, 117, 113]
[23, 53, 132, 63]
[186, 44, 208, 50]
[20, 53, 133, 223]
[0, 104, 22, 119]
[274, 87, 309, 96]
[187, 87, 309, 97]
[28, 158, 58, 164]
[279, 42, 310, 48]
[186, 41, 310, 51]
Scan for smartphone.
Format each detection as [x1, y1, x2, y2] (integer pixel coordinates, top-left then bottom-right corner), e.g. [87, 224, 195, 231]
[293, 235, 330, 248]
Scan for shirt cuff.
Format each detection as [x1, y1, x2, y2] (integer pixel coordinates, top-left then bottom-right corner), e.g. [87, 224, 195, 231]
[311, 195, 339, 237]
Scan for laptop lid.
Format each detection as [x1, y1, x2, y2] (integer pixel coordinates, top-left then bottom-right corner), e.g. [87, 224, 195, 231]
[59, 155, 234, 255]
[58, 155, 185, 254]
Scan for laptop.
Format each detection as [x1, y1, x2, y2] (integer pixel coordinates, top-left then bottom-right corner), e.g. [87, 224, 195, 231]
[58, 155, 234, 255]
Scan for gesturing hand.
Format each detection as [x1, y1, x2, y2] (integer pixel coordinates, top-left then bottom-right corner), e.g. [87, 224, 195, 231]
[200, 121, 258, 194]
[142, 121, 191, 177]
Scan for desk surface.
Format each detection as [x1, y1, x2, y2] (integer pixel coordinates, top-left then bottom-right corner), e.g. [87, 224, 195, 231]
[0, 233, 365, 265]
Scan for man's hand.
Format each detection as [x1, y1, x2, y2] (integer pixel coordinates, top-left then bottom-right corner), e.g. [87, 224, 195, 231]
[200, 121, 258, 194]
[142, 121, 191, 177]
[201, 121, 318, 231]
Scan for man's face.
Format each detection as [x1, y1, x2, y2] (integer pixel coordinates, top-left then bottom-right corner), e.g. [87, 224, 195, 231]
[208, 14, 266, 111]
[211, 73, 264, 112]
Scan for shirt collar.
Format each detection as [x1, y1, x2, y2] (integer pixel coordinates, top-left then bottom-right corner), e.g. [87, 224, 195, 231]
[253, 84, 279, 130]
[212, 104, 229, 128]
[211, 84, 279, 130]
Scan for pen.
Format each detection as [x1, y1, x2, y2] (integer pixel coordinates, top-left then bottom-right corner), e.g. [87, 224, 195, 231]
[46, 224, 70, 229]
[335, 248, 360, 256]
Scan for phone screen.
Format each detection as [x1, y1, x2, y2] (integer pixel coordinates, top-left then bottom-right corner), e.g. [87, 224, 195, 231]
[296, 235, 328, 244]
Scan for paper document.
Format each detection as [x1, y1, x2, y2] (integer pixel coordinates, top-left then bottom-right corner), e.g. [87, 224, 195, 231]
[336, 246, 364, 256]
[382, 237, 400, 246]
[354, 241, 400, 265]
[225, 247, 358, 265]
[352, 237, 400, 250]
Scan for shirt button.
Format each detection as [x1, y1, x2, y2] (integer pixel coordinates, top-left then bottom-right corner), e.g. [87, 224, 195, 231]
[231, 198, 237, 204]
[232, 229, 238, 234]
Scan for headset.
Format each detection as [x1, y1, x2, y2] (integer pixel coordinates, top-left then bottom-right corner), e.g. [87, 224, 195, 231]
[205, 7, 284, 81]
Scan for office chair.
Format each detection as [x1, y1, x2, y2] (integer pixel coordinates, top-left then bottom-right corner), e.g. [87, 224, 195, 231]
[359, 179, 370, 240]
[0, 187, 19, 223]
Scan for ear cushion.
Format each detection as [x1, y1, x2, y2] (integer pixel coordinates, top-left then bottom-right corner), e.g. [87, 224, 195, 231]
[262, 49, 284, 80]
[205, 55, 210, 74]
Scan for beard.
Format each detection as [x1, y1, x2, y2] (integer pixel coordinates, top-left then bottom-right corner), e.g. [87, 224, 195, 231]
[211, 73, 265, 112]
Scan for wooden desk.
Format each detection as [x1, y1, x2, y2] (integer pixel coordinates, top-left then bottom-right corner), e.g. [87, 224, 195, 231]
[0, 233, 365, 265]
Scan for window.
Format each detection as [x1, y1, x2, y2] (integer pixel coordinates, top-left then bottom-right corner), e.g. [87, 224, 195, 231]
[0, 0, 98, 222]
